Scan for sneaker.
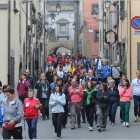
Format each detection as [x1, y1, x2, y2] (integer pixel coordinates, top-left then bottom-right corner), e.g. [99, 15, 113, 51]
[122, 122, 126, 126]
[98, 128, 101, 132]
[56, 137, 60, 140]
[111, 123, 115, 126]
[71, 125, 75, 130]
[89, 127, 93, 131]
[134, 117, 138, 122]
[78, 124, 81, 128]
[126, 122, 129, 127]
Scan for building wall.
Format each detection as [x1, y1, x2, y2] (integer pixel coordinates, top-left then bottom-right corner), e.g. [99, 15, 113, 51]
[130, 1, 140, 79]
[83, 0, 99, 58]
[0, 0, 8, 84]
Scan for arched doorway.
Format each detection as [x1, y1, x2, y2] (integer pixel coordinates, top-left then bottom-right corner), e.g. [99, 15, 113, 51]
[51, 46, 71, 55]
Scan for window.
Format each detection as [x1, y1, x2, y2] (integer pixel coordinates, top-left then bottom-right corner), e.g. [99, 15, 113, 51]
[91, 4, 99, 14]
[94, 30, 99, 42]
[10, 57, 15, 87]
[13, 0, 16, 8]
[120, 0, 125, 19]
[56, 19, 70, 40]
[49, 29, 56, 41]
[60, 24, 66, 35]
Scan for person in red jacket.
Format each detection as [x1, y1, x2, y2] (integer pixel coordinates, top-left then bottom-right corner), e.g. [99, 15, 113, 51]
[23, 89, 42, 139]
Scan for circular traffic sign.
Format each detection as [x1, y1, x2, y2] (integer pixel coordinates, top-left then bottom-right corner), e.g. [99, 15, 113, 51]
[131, 16, 140, 30]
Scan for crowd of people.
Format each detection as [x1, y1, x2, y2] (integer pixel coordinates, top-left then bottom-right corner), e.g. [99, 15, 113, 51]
[0, 53, 140, 140]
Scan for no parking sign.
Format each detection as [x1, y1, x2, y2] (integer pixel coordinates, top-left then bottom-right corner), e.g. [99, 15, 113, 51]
[131, 16, 140, 30]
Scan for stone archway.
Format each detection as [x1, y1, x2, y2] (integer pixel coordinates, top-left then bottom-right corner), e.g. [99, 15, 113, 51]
[47, 42, 74, 55]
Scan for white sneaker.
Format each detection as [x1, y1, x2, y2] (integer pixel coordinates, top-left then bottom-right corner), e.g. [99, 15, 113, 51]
[126, 122, 129, 127]
[89, 126, 93, 131]
[56, 137, 60, 140]
[122, 122, 126, 126]
[111, 123, 115, 126]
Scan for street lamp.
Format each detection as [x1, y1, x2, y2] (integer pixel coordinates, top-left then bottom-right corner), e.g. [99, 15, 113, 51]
[50, 13, 55, 24]
[56, 3, 61, 13]
[104, 0, 111, 10]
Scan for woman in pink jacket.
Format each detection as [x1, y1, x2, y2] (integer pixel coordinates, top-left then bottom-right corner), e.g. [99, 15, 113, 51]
[118, 78, 132, 127]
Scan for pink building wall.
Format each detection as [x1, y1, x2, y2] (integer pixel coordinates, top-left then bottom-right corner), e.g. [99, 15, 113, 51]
[83, 0, 99, 57]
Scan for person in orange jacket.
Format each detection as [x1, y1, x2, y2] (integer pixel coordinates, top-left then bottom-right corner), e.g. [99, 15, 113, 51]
[23, 89, 42, 139]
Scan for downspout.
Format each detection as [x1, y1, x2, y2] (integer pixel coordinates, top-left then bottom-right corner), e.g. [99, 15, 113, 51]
[129, 1, 132, 81]
[26, 2, 28, 69]
[44, 0, 46, 71]
[8, 0, 11, 85]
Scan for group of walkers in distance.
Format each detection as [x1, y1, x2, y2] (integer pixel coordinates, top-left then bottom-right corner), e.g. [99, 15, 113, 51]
[0, 53, 140, 140]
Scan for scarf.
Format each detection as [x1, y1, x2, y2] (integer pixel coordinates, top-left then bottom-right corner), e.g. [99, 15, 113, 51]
[84, 88, 97, 105]
[42, 84, 48, 94]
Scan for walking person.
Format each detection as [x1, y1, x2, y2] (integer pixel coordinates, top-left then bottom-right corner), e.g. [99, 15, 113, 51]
[118, 78, 131, 127]
[81, 79, 87, 123]
[96, 83, 110, 132]
[17, 73, 30, 103]
[2, 86, 23, 139]
[36, 76, 51, 120]
[111, 61, 122, 87]
[83, 81, 97, 131]
[131, 70, 140, 122]
[25, 69, 34, 89]
[23, 89, 42, 139]
[108, 79, 119, 126]
[49, 85, 66, 140]
[68, 78, 83, 129]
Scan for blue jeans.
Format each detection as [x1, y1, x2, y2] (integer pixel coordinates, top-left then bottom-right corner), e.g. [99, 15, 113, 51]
[26, 118, 38, 139]
[109, 101, 118, 123]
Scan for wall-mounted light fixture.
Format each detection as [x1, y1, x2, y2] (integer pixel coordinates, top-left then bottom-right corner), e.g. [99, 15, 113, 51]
[104, 0, 111, 10]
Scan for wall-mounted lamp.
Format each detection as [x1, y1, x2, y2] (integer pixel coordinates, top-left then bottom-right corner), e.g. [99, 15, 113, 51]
[104, 0, 111, 10]
[56, 2, 61, 13]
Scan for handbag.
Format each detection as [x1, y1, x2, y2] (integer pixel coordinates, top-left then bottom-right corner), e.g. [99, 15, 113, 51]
[4, 122, 16, 131]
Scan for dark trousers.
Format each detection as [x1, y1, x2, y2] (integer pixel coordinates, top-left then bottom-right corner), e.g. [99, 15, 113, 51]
[81, 106, 86, 122]
[85, 105, 95, 127]
[133, 95, 140, 117]
[63, 104, 68, 127]
[2, 126, 22, 139]
[26, 118, 38, 139]
[41, 98, 49, 119]
[52, 113, 64, 137]
[109, 101, 118, 123]
[19, 96, 27, 104]
[96, 105, 109, 128]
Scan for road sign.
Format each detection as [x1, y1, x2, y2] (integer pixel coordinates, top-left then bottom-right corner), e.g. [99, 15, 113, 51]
[133, 29, 140, 35]
[131, 16, 140, 30]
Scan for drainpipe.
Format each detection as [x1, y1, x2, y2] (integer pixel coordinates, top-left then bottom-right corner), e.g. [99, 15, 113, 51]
[25, 2, 28, 69]
[44, 0, 46, 71]
[129, 1, 132, 81]
[8, 0, 11, 85]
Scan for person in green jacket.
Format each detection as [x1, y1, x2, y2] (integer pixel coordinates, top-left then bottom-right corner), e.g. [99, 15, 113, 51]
[82, 81, 97, 131]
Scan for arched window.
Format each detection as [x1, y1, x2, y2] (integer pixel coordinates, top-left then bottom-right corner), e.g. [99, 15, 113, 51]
[56, 19, 70, 40]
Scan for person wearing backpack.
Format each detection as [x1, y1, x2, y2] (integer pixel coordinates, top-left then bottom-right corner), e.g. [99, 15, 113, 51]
[111, 61, 122, 87]
[17, 73, 30, 103]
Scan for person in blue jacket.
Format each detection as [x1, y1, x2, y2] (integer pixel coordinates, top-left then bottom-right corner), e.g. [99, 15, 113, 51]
[100, 60, 110, 83]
